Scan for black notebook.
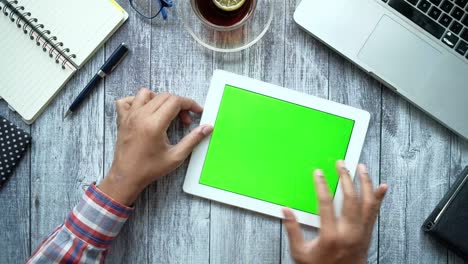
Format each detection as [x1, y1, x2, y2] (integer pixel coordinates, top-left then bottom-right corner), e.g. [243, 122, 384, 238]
[0, 116, 31, 189]
[423, 166, 468, 261]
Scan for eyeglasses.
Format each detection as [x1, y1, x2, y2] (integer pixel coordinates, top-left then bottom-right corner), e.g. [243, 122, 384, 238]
[129, 0, 174, 20]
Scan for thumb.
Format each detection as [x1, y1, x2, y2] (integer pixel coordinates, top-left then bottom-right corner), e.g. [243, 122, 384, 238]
[172, 125, 213, 160]
[282, 208, 305, 252]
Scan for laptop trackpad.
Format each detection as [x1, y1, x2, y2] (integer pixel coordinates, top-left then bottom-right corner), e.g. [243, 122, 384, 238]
[358, 15, 441, 90]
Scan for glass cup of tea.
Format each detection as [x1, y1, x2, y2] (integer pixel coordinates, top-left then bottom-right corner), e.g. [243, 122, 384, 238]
[176, 0, 273, 52]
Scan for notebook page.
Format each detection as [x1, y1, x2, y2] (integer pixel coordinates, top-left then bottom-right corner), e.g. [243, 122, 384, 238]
[19, 0, 126, 67]
[0, 17, 76, 122]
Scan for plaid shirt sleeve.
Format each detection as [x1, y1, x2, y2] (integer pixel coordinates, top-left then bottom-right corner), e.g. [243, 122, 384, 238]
[26, 183, 134, 264]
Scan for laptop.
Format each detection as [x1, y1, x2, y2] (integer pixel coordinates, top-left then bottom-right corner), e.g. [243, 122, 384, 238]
[294, 0, 468, 139]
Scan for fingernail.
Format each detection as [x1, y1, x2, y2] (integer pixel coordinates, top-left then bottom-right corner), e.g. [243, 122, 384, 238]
[337, 160, 346, 168]
[358, 164, 368, 173]
[201, 125, 213, 136]
[337, 160, 348, 175]
[282, 208, 295, 220]
[362, 168, 369, 174]
[314, 169, 324, 177]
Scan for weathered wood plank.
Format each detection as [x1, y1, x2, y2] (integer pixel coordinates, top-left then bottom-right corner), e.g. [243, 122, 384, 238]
[379, 89, 451, 264]
[30, 51, 105, 249]
[146, 13, 212, 264]
[208, 1, 285, 263]
[328, 53, 382, 264]
[3, 0, 465, 262]
[280, 0, 329, 262]
[0, 105, 31, 263]
[104, 0, 151, 262]
[448, 135, 468, 264]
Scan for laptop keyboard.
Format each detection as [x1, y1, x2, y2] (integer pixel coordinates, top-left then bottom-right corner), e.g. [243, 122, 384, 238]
[381, 0, 468, 60]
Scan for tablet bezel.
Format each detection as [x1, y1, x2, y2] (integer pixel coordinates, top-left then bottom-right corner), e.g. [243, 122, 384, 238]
[183, 70, 370, 227]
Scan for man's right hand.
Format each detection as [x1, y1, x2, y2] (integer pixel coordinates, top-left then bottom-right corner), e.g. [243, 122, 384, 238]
[283, 161, 388, 264]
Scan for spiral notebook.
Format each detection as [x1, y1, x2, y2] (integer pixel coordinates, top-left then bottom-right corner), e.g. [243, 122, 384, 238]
[0, 0, 128, 123]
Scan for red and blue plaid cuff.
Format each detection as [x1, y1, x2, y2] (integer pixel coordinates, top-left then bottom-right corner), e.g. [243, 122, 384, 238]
[64, 183, 133, 249]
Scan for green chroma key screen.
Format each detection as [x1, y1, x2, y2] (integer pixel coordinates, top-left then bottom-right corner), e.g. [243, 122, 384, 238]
[200, 85, 355, 214]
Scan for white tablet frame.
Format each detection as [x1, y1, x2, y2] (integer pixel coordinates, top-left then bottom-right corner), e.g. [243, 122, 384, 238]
[183, 70, 370, 227]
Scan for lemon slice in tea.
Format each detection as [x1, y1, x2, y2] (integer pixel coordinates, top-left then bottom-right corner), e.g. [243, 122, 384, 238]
[213, 0, 247, 11]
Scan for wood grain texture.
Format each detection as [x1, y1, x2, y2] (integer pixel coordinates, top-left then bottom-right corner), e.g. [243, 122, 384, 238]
[328, 53, 382, 264]
[2, 0, 468, 262]
[146, 11, 212, 264]
[448, 135, 468, 264]
[208, 1, 285, 263]
[379, 88, 452, 264]
[280, 0, 329, 262]
[0, 105, 31, 263]
[104, 0, 151, 262]
[30, 51, 105, 249]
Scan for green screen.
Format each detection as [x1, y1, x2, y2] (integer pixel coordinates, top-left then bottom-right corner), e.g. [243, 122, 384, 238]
[200, 85, 355, 214]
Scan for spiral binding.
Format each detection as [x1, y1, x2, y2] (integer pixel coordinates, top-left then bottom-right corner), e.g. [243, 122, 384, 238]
[0, 0, 77, 70]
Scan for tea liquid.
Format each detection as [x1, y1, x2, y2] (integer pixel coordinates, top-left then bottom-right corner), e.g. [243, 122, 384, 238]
[193, 0, 254, 27]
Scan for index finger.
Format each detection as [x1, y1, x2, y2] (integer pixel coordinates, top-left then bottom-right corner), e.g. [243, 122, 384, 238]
[154, 96, 203, 129]
[314, 170, 337, 233]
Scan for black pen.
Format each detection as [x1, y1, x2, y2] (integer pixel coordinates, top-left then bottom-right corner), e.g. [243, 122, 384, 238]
[64, 43, 129, 119]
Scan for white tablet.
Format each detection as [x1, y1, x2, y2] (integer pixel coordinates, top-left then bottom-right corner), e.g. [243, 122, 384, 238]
[184, 70, 370, 227]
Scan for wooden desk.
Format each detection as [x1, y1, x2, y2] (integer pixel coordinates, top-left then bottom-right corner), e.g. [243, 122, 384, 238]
[1, 0, 467, 263]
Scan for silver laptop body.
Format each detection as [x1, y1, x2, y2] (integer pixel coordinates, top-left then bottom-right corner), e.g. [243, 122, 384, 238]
[294, 0, 468, 139]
